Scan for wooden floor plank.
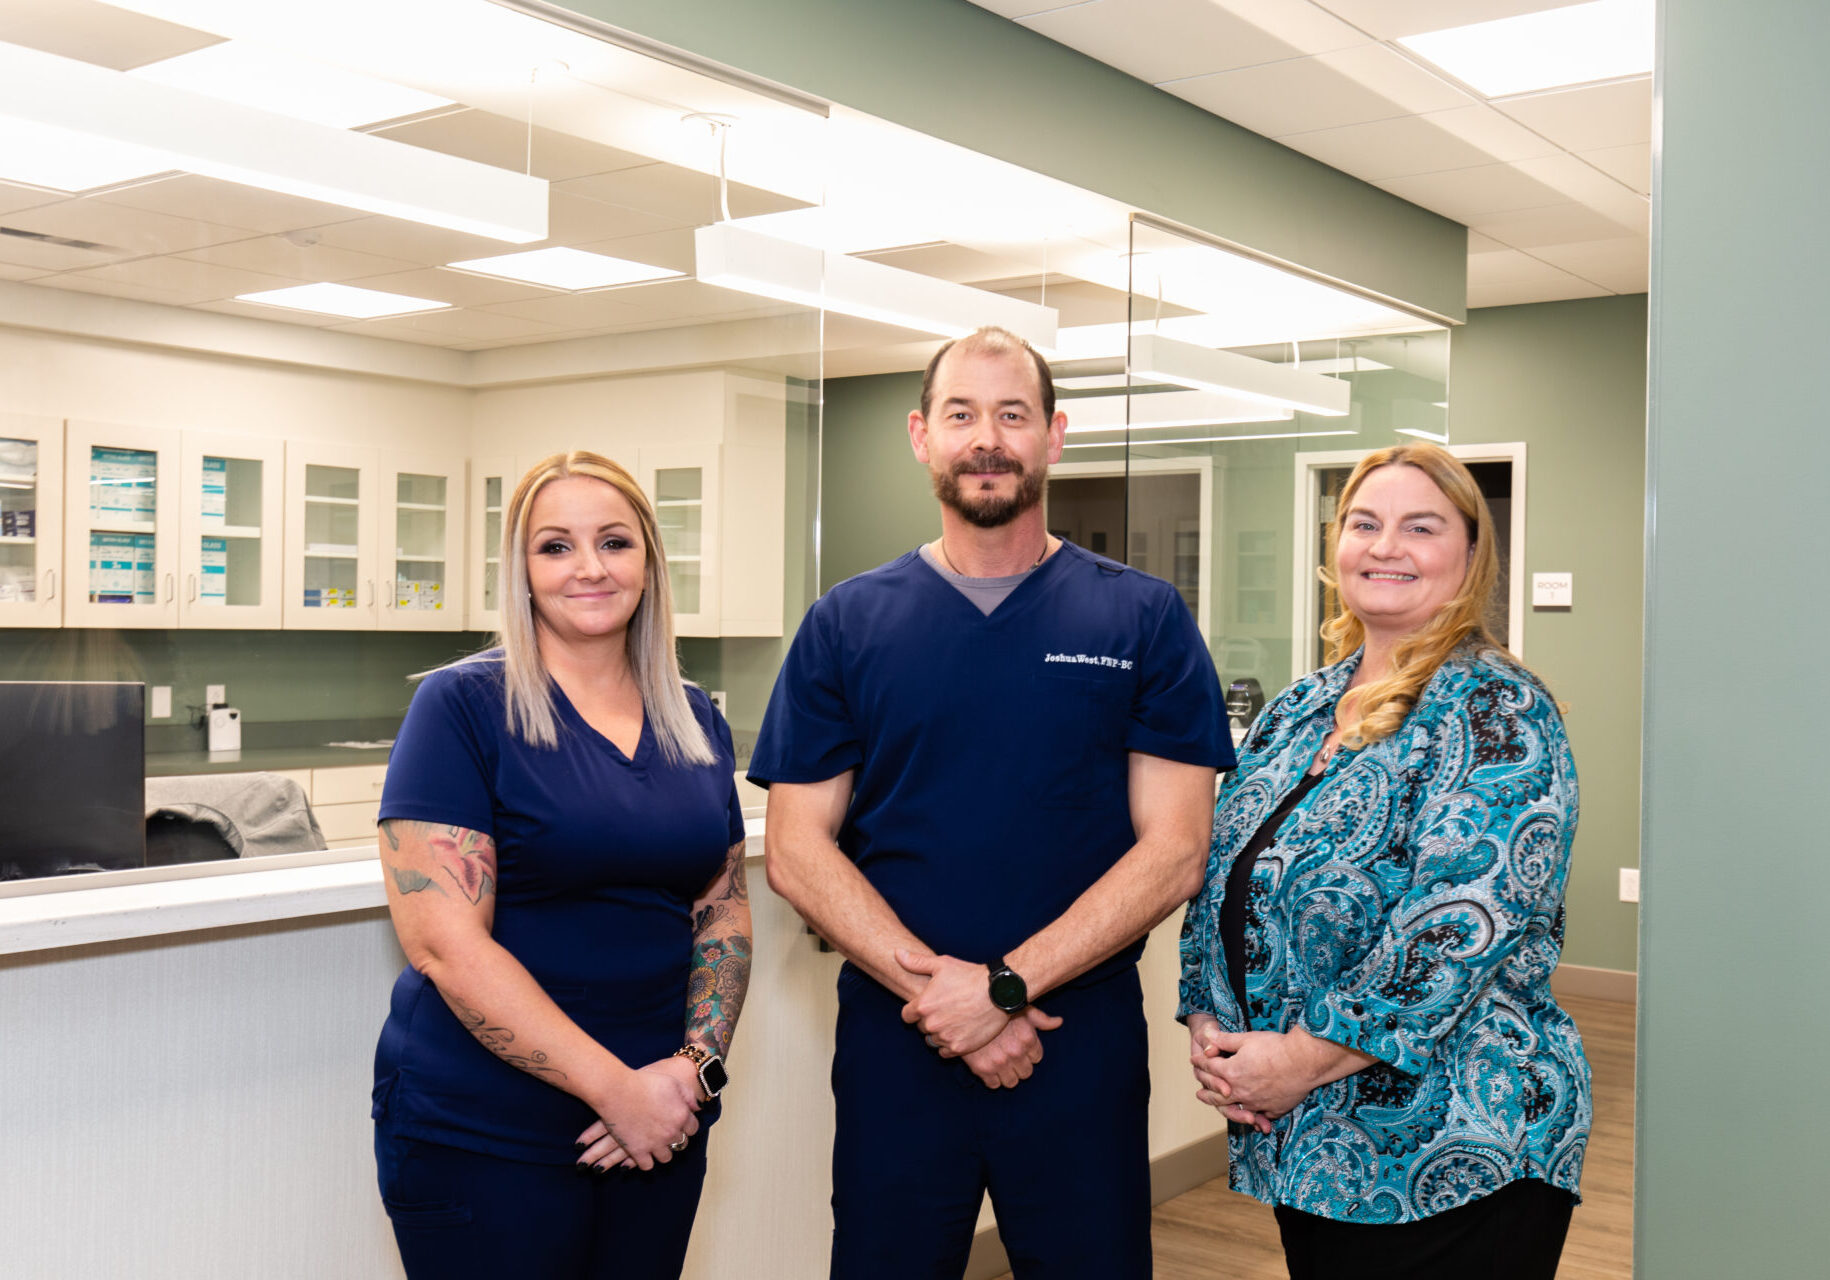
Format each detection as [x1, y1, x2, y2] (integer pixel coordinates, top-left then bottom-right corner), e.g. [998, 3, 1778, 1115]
[992, 992, 1633, 1280]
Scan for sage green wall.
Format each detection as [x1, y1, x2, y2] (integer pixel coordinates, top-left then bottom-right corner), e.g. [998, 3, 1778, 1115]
[563, 0, 1466, 321]
[818, 372, 931, 591]
[1451, 296, 1647, 975]
[1637, 3, 1830, 1272]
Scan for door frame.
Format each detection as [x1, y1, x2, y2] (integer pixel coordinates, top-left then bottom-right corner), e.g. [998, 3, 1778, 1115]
[1051, 454, 1216, 638]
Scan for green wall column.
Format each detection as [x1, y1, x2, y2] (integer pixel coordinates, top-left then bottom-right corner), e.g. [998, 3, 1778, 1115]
[1638, 2, 1830, 1271]
[1452, 297, 1647, 975]
[557, 0, 1466, 320]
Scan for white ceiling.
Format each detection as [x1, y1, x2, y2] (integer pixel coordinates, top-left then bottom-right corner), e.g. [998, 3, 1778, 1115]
[970, 0, 1652, 308]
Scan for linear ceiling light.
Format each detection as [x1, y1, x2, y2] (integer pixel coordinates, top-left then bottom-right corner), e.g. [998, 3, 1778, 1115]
[235, 283, 449, 318]
[129, 42, 454, 128]
[695, 223, 1058, 351]
[1064, 429, 1358, 450]
[0, 41, 546, 241]
[1063, 390, 1294, 433]
[447, 247, 684, 290]
[1129, 334, 1352, 417]
[1396, 0, 1653, 98]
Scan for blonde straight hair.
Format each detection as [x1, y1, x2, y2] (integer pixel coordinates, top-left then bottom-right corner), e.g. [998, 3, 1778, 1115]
[1318, 442, 1512, 749]
[493, 451, 713, 766]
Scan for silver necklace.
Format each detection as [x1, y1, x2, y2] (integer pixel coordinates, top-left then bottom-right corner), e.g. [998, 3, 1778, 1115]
[936, 537, 1049, 575]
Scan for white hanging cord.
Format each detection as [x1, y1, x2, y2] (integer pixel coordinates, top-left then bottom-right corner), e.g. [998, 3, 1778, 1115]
[683, 113, 737, 223]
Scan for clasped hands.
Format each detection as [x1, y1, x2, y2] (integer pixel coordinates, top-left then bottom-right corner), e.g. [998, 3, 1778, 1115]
[1186, 1013, 1351, 1135]
[574, 1054, 705, 1173]
[896, 949, 1062, 1090]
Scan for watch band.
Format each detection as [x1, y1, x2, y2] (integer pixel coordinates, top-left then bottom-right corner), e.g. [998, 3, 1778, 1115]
[673, 1044, 728, 1098]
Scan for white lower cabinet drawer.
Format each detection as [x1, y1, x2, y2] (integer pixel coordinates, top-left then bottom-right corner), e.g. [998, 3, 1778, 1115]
[312, 764, 389, 805]
[314, 799, 380, 845]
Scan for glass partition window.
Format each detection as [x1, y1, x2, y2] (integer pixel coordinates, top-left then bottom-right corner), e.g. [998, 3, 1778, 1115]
[0, 437, 39, 603]
[302, 464, 361, 611]
[393, 472, 448, 613]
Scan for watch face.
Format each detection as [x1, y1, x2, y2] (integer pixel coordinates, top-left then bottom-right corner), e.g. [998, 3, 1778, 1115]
[701, 1056, 730, 1097]
[989, 969, 1027, 1011]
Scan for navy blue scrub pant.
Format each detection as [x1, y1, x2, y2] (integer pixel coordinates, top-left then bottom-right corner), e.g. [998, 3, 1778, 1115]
[829, 963, 1152, 1279]
[374, 1123, 709, 1279]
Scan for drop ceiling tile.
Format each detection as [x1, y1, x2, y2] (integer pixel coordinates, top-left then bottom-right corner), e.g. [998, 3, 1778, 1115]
[370, 111, 655, 184]
[1319, 0, 1560, 41]
[1467, 231, 1509, 253]
[0, 259, 47, 281]
[327, 309, 564, 345]
[62, 256, 298, 305]
[1470, 201, 1639, 249]
[0, 0, 220, 70]
[1509, 154, 1649, 228]
[189, 297, 348, 328]
[1423, 104, 1566, 164]
[1467, 247, 1610, 308]
[476, 289, 673, 330]
[1529, 236, 1650, 294]
[308, 217, 529, 270]
[0, 181, 64, 217]
[0, 231, 124, 272]
[543, 190, 681, 244]
[180, 235, 424, 283]
[1210, 0, 1371, 56]
[29, 272, 196, 306]
[1493, 78, 1653, 153]
[631, 278, 806, 321]
[574, 228, 698, 275]
[1167, 55, 1418, 139]
[859, 242, 1047, 287]
[1378, 164, 1570, 223]
[1277, 114, 1500, 181]
[1580, 143, 1652, 197]
[1313, 44, 1475, 115]
[3, 199, 255, 258]
[561, 164, 805, 226]
[970, 0, 1082, 17]
[350, 267, 554, 309]
[1020, 0, 1310, 83]
[95, 176, 362, 237]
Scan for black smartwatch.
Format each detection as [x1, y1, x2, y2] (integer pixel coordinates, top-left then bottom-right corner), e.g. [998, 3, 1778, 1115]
[987, 958, 1029, 1014]
[673, 1044, 729, 1098]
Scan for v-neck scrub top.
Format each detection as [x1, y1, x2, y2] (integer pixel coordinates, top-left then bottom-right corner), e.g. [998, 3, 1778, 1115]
[371, 655, 744, 1163]
[747, 542, 1231, 981]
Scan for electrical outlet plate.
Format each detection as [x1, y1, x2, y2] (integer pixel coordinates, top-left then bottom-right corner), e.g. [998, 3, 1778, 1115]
[1619, 867, 1640, 903]
[150, 686, 172, 719]
[206, 684, 226, 706]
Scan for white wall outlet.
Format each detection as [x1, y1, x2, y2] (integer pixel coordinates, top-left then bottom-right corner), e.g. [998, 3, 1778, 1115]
[1532, 572, 1574, 608]
[150, 686, 172, 719]
[708, 690, 728, 713]
[206, 684, 226, 707]
[1619, 867, 1640, 903]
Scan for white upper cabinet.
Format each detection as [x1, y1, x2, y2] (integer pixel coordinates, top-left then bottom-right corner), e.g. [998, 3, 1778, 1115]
[283, 443, 466, 632]
[465, 456, 514, 636]
[640, 445, 722, 637]
[178, 431, 285, 630]
[0, 414, 65, 629]
[62, 420, 181, 629]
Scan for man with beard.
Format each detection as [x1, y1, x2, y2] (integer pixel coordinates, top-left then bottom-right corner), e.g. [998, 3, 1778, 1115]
[749, 325, 1230, 1279]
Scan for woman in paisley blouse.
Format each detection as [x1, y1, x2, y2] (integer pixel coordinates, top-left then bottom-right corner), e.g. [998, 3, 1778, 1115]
[1179, 442, 1589, 1279]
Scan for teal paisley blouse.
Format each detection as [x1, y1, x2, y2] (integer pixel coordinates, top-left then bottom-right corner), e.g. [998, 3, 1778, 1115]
[1178, 646, 1590, 1223]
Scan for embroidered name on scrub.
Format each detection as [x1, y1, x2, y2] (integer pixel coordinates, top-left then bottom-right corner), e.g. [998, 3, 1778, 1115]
[1044, 652, 1134, 669]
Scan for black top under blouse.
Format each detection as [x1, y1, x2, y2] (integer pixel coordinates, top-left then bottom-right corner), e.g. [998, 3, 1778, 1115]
[1219, 770, 1325, 1017]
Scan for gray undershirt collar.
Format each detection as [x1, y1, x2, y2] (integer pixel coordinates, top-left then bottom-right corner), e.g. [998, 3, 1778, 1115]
[917, 542, 1039, 616]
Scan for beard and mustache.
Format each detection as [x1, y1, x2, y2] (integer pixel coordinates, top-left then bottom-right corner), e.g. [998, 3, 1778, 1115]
[930, 452, 1046, 529]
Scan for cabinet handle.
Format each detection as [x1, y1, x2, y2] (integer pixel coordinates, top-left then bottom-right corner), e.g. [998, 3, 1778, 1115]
[164, 572, 175, 603]
[385, 578, 395, 609]
[365, 579, 374, 607]
[187, 574, 198, 603]
[43, 568, 55, 601]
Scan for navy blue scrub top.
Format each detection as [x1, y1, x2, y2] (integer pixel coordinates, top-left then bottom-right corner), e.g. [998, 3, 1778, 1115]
[748, 542, 1231, 986]
[372, 656, 744, 1163]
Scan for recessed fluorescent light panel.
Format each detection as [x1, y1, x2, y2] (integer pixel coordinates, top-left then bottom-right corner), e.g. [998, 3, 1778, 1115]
[236, 282, 450, 318]
[1065, 429, 1357, 450]
[1063, 390, 1294, 433]
[130, 42, 453, 128]
[447, 248, 684, 291]
[1397, 0, 1653, 97]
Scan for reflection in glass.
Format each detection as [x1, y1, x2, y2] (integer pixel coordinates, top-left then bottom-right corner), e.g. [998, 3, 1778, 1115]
[0, 436, 39, 603]
[87, 445, 157, 604]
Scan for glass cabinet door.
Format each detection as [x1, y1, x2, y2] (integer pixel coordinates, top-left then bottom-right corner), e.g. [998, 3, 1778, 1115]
[63, 420, 179, 628]
[284, 443, 377, 630]
[0, 415, 64, 628]
[383, 455, 465, 632]
[180, 431, 284, 629]
[641, 446, 720, 637]
[467, 458, 512, 634]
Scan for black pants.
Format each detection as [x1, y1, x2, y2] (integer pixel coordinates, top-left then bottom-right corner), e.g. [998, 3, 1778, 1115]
[1275, 1178, 1574, 1280]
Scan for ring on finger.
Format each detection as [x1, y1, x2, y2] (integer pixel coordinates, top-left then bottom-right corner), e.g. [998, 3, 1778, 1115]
[669, 1134, 689, 1153]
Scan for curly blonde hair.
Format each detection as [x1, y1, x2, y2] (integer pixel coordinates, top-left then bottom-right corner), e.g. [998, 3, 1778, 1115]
[1319, 442, 1510, 748]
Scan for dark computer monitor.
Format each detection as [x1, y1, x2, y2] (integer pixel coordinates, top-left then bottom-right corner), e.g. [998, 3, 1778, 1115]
[0, 681, 146, 880]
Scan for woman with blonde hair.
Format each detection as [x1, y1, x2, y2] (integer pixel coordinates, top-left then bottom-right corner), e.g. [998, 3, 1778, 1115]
[1179, 442, 1590, 1278]
[371, 451, 750, 1278]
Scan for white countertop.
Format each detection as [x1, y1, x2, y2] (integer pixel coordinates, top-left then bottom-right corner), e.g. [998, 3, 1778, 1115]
[0, 817, 766, 957]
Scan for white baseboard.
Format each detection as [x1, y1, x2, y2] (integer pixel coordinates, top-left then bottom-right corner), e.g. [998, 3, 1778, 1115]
[962, 1133, 1230, 1280]
[1551, 963, 1637, 1003]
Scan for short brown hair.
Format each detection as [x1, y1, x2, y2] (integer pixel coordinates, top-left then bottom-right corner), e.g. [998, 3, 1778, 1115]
[920, 326, 1055, 423]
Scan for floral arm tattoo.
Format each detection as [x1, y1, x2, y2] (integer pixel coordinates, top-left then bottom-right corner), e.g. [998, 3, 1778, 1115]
[685, 841, 753, 1059]
[379, 819, 497, 905]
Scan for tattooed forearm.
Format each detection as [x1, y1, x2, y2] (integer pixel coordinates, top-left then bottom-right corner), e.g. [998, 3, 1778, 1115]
[685, 935, 752, 1058]
[379, 820, 498, 905]
[451, 999, 568, 1082]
